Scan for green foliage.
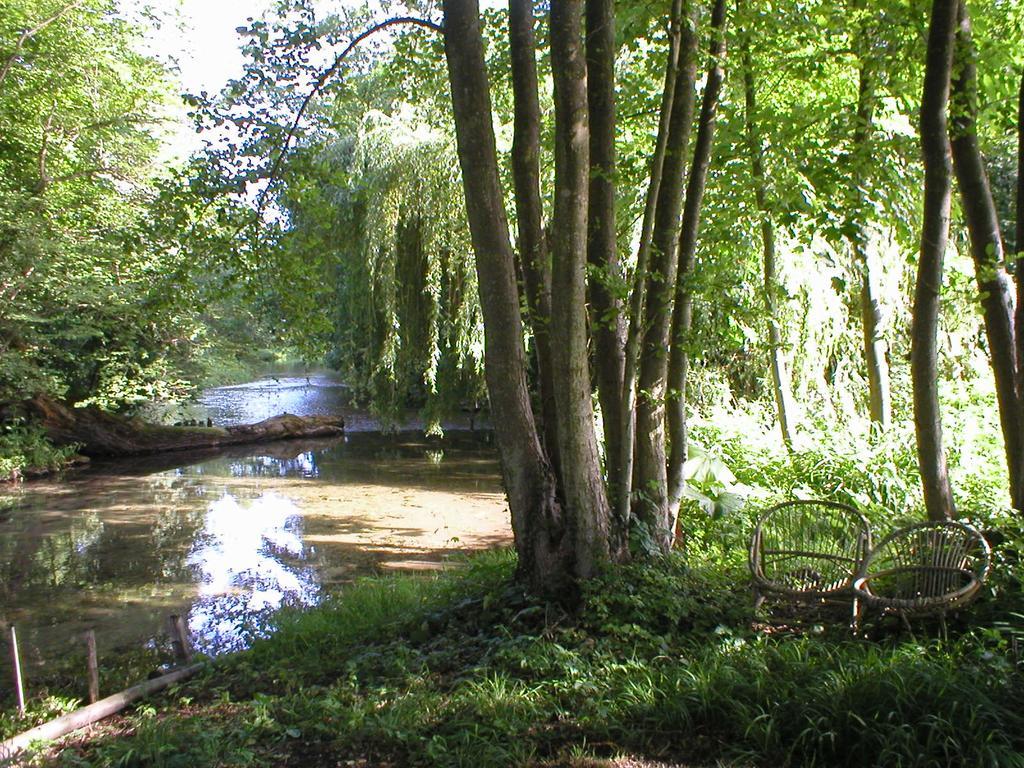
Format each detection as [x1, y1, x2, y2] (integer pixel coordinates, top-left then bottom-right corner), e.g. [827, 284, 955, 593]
[0, 421, 79, 478]
[0, 0, 239, 414]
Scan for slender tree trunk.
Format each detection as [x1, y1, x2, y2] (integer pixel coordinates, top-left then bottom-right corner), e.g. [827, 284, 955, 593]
[950, 0, 1024, 511]
[912, 0, 958, 521]
[741, 35, 796, 450]
[442, 0, 572, 592]
[1015, 65, 1024, 513]
[848, 63, 892, 430]
[666, 0, 727, 514]
[585, 0, 626, 522]
[549, 0, 613, 575]
[634, 0, 699, 552]
[1017, 68, 1024, 420]
[509, 0, 559, 474]
[1017, 69, 1024, 389]
[617, 0, 683, 533]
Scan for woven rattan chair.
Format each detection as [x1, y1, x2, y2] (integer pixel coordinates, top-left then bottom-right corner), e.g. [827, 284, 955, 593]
[852, 520, 991, 634]
[749, 500, 872, 619]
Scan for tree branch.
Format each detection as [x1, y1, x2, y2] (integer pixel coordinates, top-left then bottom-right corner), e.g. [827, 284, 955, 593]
[0, 0, 87, 87]
[252, 16, 443, 216]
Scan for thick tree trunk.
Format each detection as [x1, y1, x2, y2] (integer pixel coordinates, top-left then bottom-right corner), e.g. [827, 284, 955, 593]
[634, 0, 698, 552]
[585, 0, 626, 521]
[741, 38, 796, 450]
[848, 63, 892, 430]
[549, 0, 613, 576]
[29, 395, 344, 457]
[950, 1, 1023, 511]
[912, 0, 958, 521]
[617, 0, 684, 532]
[666, 0, 727, 514]
[508, 0, 559, 473]
[442, 0, 572, 593]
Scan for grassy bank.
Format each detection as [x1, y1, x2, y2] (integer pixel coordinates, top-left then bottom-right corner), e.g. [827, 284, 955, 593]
[20, 544, 1022, 768]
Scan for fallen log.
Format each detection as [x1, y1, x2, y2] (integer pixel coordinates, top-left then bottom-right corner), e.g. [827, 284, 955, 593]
[0, 663, 202, 763]
[28, 395, 345, 458]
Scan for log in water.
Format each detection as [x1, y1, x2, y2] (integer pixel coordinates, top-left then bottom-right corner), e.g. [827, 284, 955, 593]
[29, 395, 345, 457]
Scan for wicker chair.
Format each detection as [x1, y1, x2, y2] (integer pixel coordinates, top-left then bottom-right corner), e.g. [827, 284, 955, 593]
[852, 520, 991, 634]
[749, 500, 872, 619]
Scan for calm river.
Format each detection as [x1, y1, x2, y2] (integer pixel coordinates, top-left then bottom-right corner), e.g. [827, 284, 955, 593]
[0, 374, 509, 687]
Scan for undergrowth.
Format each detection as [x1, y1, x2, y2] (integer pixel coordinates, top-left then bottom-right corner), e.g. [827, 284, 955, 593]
[37, 544, 1024, 768]
[0, 422, 81, 481]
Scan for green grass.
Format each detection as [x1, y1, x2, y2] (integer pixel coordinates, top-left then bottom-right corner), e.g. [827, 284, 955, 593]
[26, 547, 1023, 768]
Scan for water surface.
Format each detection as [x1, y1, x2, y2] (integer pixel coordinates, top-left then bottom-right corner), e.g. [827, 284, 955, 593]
[0, 377, 508, 689]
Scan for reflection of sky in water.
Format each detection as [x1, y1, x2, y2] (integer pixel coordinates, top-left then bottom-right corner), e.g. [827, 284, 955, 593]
[186, 492, 320, 653]
[230, 452, 319, 478]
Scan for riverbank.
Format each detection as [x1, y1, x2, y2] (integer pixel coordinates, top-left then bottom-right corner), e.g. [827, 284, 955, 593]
[0, 350, 312, 483]
[8, 547, 1022, 767]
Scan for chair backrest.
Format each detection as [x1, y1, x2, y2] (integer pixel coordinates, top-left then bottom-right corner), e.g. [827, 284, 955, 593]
[857, 520, 990, 604]
[750, 500, 872, 597]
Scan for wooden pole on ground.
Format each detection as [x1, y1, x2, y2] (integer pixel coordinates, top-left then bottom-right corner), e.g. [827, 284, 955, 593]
[0, 663, 202, 762]
[8, 627, 25, 717]
[84, 630, 99, 704]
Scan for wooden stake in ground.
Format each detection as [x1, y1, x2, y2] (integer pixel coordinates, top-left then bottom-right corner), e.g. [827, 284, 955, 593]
[9, 627, 25, 717]
[0, 663, 202, 761]
[84, 630, 99, 704]
[167, 614, 193, 663]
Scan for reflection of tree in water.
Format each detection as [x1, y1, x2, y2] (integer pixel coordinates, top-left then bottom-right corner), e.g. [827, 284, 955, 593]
[186, 493, 320, 654]
[0, 510, 103, 605]
[0, 476, 211, 610]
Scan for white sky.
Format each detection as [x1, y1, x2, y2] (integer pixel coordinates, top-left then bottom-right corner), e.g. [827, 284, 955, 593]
[147, 0, 341, 96]
[171, 0, 275, 96]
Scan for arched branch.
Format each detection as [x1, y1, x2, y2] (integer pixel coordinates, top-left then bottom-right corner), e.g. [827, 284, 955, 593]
[183, 15, 442, 270]
[253, 16, 444, 216]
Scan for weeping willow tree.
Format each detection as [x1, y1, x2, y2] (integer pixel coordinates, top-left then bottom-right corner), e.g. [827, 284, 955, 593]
[277, 105, 484, 430]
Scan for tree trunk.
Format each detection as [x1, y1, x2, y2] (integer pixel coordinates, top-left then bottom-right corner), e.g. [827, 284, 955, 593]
[616, 0, 684, 532]
[950, 0, 1023, 511]
[29, 395, 345, 457]
[912, 0, 958, 521]
[666, 0, 727, 514]
[508, 0, 559, 473]
[848, 63, 892, 430]
[549, 0, 613, 576]
[442, 0, 572, 593]
[741, 35, 796, 450]
[1017, 68, 1024, 445]
[586, 0, 627, 523]
[1014, 66, 1024, 512]
[634, 0, 699, 552]
[1017, 69, 1024, 410]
